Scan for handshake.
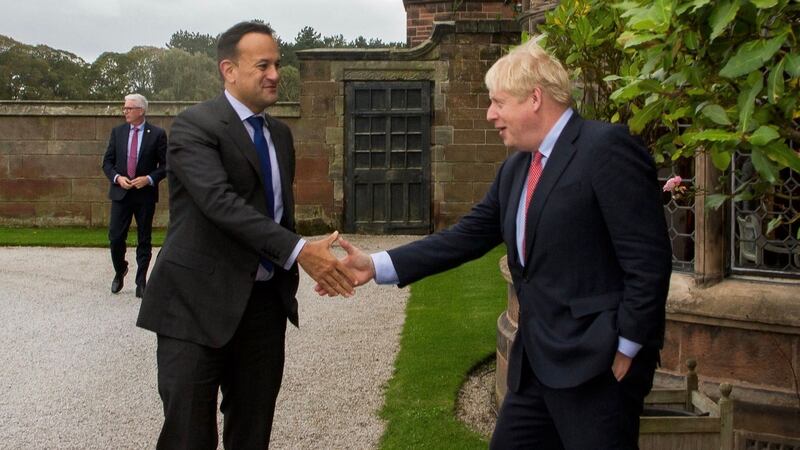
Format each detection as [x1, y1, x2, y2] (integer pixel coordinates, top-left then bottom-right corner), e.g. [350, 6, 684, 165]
[295, 231, 375, 297]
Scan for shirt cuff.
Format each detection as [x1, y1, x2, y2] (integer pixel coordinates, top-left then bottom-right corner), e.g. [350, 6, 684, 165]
[372, 251, 399, 285]
[147, 175, 154, 185]
[284, 238, 306, 270]
[617, 336, 642, 358]
[113, 174, 119, 184]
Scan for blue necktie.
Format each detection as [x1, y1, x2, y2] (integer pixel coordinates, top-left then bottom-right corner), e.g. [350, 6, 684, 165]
[245, 115, 275, 272]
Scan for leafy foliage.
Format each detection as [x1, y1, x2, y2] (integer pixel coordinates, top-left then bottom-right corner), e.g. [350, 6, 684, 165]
[540, 0, 800, 230]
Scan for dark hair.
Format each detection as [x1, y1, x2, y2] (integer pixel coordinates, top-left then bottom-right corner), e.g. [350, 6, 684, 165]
[217, 21, 274, 64]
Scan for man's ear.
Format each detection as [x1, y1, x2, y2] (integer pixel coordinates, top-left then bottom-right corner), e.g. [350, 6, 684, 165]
[219, 60, 236, 84]
[529, 87, 543, 112]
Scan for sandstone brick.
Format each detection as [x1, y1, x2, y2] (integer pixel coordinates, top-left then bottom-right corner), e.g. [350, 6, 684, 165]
[443, 182, 474, 202]
[302, 82, 337, 99]
[293, 118, 326, 143]
[0, 179, 71, 201]
[476, 144, 509, 163]
[433, 126, 454, 146]
[0, 141, 46, 155]
[34, 202, 92, 226]
[54, 117, 96, 140]
[96, 117, 122, 141]
[454, 163, 497, 182]
[325, 127, 343, 146]
[21, 155, 101, 179]
[300, 60, 331, 82]
[434, 162, 454, 182]
[0, 202, 36, 222]
[449, 94, 478, 109]
[453, 129, 485, 145]
[295, 181, 334, 206]
[0, 117, 53, 140]
[485, 129, 505, 145]
[676, 322, 798, 389]
[444, 144, 477, 162]
[296, 142, 328, 158]
[0, 155, 9, 178]
[296, 158, 330, 181]
[47, 140, 106, 156]
[72, 178, 108, 202]
[450, 108, 489, 121]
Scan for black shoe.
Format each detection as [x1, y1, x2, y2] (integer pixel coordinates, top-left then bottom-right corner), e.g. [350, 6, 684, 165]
[111, 267, 128, 294]
[135, 284, 145, 298]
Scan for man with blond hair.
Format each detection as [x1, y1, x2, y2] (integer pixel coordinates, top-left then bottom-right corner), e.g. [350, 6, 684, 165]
[331, 40, 672, 449]
[102, 93, 167, 298]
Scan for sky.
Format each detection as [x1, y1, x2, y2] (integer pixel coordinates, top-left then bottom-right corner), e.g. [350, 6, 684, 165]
[0, 0, 407, 62]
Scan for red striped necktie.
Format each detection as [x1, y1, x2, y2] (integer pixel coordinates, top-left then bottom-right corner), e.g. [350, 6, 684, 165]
[522, 151, 543, 258]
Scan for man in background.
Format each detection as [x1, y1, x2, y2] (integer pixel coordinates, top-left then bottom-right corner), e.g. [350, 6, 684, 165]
[102, 93, 167, 298]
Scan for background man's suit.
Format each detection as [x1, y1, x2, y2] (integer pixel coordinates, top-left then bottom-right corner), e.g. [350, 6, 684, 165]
[137, 94, 300, 448]
[102, 122, 167, 289]
[387, 114, 672, 448]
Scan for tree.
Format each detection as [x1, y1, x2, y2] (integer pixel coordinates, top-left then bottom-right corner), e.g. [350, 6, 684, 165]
[278, 65, 300, 102]
[88, 51, 134, 99]
[152, 48, 220, 100]
[167, 30, 217, 59]
[0, 37, 89, 100]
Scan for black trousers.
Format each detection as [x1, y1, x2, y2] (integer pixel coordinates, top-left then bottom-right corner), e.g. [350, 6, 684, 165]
[155, 282, 288, 450]
[490, 348, 658, 450]
[108, 197, 156, 287]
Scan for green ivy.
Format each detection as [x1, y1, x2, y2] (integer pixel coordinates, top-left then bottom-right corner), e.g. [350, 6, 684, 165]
[539, 0, 800, 235]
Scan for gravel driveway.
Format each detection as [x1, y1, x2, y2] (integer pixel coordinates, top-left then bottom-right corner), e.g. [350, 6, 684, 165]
[0, 235, 417, 449]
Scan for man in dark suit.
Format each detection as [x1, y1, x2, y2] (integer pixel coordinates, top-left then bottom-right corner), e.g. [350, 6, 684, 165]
[137, 22, 355, 449]
[332, 40, 672, 449]
[102, 93, 167, 298]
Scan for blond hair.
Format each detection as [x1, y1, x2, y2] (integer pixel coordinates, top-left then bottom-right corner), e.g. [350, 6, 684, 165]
[484, 40, 572, 105]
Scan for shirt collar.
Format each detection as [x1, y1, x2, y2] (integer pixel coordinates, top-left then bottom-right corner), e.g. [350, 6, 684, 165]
[537, 107, 573, 160]
[225, 90, 266, 124]
[130, 121, 146, 131]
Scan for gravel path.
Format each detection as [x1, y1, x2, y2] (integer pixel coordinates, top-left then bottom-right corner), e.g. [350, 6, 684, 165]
[0, 235, 418, 449]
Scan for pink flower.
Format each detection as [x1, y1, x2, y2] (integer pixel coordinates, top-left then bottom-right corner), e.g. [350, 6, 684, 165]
[663, 175, 682, 192]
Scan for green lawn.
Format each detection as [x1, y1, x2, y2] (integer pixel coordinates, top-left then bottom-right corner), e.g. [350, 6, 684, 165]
[380, 246, 507, 449]
[0, 227, 166, 247]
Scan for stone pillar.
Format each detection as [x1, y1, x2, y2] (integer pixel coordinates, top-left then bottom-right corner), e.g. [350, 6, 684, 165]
[403, 0, 516, 47]
[495, 255, 517, 406]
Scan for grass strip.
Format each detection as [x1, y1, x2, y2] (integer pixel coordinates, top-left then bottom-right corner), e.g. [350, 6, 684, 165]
[380, 245, 507, 449]
[0, 227, 166, 247]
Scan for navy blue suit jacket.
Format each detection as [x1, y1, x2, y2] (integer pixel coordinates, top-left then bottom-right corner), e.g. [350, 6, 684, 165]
[388, 113, 672, 390]
[102, 122, 167, 203]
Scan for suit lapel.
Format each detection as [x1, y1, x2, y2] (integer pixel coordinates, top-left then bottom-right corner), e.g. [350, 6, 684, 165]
[523, 113, 583, 265]
[506, 152, 530, 268]
[217, 95, 264, 182]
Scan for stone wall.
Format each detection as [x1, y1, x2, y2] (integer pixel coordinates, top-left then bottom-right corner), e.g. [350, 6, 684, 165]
[0, 101, 299, 228]
[403, 0, 516, 47]
[297, 19, 520, 231]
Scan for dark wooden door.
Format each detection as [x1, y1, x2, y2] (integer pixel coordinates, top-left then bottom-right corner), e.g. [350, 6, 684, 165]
[345, 81, 431, 234]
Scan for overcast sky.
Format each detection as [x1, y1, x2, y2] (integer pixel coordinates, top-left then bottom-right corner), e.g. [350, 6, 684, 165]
[1, 0, 407, 62]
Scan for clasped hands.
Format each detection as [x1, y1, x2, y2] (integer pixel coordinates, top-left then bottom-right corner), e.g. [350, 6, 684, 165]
[296, 232, 374, 298]
[117, 175, 151, 189]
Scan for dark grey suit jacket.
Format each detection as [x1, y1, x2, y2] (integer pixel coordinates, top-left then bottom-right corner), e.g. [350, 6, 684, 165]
[388, 113, 672, 390]
[137, 94, 301, 348]
[101, 122, 167, 203]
